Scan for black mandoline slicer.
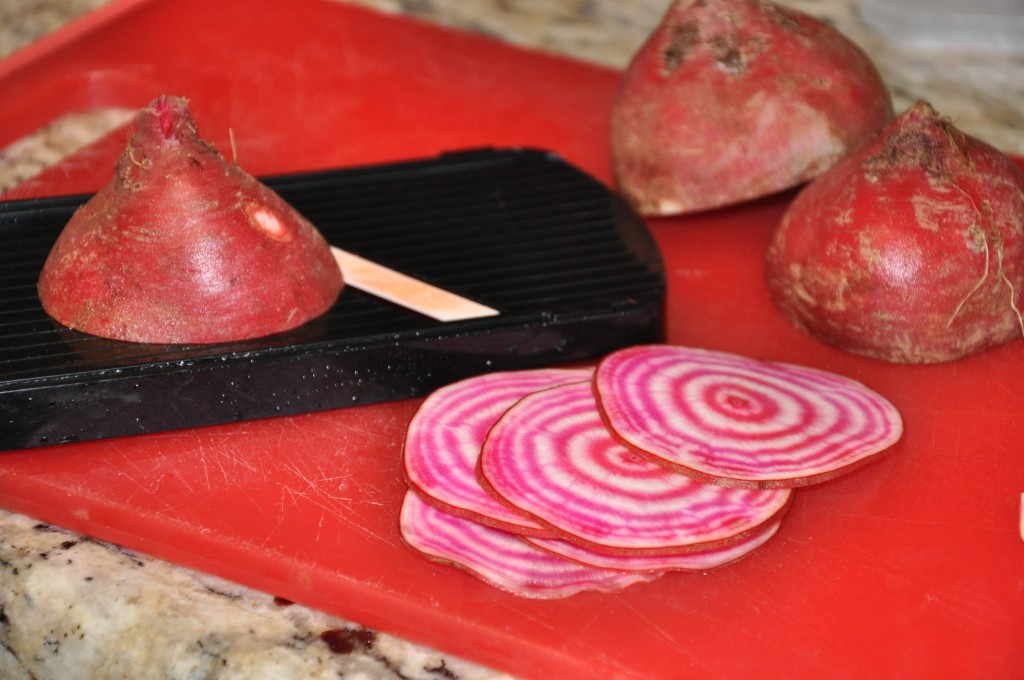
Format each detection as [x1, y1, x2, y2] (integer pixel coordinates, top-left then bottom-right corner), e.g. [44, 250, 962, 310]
[0, 148, 665, 451]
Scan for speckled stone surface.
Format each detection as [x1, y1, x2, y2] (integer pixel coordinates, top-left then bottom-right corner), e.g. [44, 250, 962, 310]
[0, 0, 108, 58]
[0, 508, 513, 680]
[0, 1, 1022, 678]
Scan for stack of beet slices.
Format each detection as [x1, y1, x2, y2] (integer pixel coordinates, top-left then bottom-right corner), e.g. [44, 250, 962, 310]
[400, 345, 903, 599]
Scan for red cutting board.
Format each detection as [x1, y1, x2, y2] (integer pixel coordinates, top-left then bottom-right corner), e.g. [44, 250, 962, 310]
[1, 1, 1021, 678]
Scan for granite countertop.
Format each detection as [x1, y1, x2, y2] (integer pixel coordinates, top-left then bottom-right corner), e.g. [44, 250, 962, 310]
[1, 1, 1021, 679]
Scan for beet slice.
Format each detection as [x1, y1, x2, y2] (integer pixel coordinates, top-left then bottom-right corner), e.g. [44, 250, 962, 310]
[402, 368, 593, 536]
[525, 518, 781, 573]
[594, 345, 903, 488]
[398, 491, 661, 599]
[38, 95, 343, 344]
[478, 381, 792, 555]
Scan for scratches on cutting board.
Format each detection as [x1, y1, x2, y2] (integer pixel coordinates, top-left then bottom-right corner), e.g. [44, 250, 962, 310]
[744, 559, 864, 666]
[837, 536, 1014, 627]
[278, 461, 353, 518]
[615, 594, 681, 648]
[259, 420, 400, 545]
[71, 406, 413, 548]
[275, 466, 394, 547]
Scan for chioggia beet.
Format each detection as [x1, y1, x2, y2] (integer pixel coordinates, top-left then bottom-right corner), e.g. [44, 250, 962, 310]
[766, 101, 1024, 363]
[611, 0, 893, 215]
[38, 95, 343, 344]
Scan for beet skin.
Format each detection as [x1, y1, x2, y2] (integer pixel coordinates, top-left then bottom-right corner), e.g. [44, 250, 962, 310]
[38, 96, 343, 344]
[766, 101, 1024, 364]
[611, 0, 893, 216]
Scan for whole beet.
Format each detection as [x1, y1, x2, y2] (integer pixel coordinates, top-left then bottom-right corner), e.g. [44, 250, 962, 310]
[766, 101, 1024, 364]
[611, 0, 892, 216]
[38, 96, 343, 344]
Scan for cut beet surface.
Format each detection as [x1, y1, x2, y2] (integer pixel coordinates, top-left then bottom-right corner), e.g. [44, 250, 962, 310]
[594, 344, 904, 487]
[403, 368, 593, 536]
[477, 380, 792, 555]
[398, 491, 661, 599]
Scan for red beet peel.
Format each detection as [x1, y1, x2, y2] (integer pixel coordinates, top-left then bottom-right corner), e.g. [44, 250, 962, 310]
[611, 0, 893, 216]
[766, 101, 1024, 363]
[38, 95, 343, 344]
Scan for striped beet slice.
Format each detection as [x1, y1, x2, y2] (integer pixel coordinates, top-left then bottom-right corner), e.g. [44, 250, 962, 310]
[398, 491, 661, 599]
[478, 381, 792, 555]
[403, 368, 592, 536]
[524, 519, 782, 573]
[594, 345, 904, 488]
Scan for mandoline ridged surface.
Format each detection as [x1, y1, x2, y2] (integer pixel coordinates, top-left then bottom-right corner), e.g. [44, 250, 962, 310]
[0, 148, 664, 450]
